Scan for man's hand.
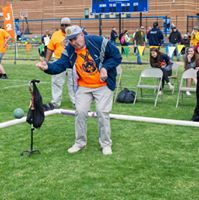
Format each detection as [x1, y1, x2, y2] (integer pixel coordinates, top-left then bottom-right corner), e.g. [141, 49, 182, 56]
[35, 61, 48, 71]
[100, 67, 108, 82]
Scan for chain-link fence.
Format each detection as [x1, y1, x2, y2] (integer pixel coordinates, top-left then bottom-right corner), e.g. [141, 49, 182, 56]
[187, 16, 199, 33]
[1, 15, 168, 36]
[1, 16, 169, 62]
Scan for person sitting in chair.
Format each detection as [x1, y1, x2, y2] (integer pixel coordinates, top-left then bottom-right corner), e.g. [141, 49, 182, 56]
[184, 46, 199, 96]
[150, 48, 174, 95]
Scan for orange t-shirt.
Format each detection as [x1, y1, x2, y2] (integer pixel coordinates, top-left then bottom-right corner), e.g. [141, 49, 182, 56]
[47, 30, 65, 59]
[0, 29, 10, 53]
[75, 48, 107, 88]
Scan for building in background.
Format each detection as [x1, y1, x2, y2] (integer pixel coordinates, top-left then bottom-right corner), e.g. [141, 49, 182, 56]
[0, 0, 198, 35]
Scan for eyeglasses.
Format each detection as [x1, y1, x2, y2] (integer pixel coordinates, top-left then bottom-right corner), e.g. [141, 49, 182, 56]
[61, 24, 70, 27]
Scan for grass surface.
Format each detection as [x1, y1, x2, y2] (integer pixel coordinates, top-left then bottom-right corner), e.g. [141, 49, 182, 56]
[0, 59, 199, 200]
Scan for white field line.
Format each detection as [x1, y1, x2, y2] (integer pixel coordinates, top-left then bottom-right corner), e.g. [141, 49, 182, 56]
[1, 79, 49, 83]
[1, 81, 49, 90]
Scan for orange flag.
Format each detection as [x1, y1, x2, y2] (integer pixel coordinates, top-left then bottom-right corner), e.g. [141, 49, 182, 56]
[2, 3, 15, 39]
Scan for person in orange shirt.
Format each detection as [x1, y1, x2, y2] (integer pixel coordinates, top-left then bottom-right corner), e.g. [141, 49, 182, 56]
[43, 17, 75, 110]
[0, 28, 11, 79]
[190, 26, 199, 47]
[36, 25, 122, 155]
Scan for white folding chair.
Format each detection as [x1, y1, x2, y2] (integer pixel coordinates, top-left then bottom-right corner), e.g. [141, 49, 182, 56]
[114, 65, 123, 103]
[168, 62, 179, 94]
[134, 68, 163, 107]
[176, 68, 197, 108]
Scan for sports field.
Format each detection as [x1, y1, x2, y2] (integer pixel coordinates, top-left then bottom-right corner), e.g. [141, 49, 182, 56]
[0, 51, 199, 199]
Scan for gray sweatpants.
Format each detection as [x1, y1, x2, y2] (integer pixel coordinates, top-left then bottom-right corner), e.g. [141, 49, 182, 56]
[74, 86, 113, 148]
[51, 68, 75, 107]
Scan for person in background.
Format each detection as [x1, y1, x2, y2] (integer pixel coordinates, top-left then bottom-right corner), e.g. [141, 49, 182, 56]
[195, 42, 199, 56]
[82, 27, 88, 35]
[146, 26, 152, 35]
[168, 26, 182, 61]
[134, 26, 146, 64]
[132, 28, 138, 55]
[0, 28, 11, 80]
[41, 30, 51, 58]
[110, 27, 118, 46]
[147, 22, 164, 48]
[181, 34, 190, 55]
[190, 26, 199, 47]
[43, 17, 75, 110]
[36, 25, 122, 155]
[150, 48, 174, 95]
[184, 46, 199, 96]
[119, 30, 130, 54]
[38, 42, 45, 61]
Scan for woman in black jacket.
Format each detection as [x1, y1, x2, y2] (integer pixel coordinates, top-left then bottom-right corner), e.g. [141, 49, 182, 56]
[150, 48, 174, 94]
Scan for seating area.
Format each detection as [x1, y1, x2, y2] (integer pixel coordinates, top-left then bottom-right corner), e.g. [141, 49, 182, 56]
[176, 68, 197, 108]
[168, 62, 179, 94]
[133, 68, 163, 107]
[114, 63, 197, 108]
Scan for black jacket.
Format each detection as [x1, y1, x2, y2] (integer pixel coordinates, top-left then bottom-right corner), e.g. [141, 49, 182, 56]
[110, 30, 118, 41]
[169, 30, 182, 44]
[147, 27, 164, 46]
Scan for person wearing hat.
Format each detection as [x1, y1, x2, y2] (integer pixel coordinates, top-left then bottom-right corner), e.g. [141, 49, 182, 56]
[147, 21, 164, 48]
[190, 26, 199, 47]
[36, 25, 122, 155]
[181, 34, 190, 55]
[133, 26, 146, 64]
[43, 17, 75, 111]
[168, 26, 182, 61]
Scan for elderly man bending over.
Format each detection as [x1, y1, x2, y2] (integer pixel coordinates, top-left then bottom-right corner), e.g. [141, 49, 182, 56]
[36, 25, 122, 155]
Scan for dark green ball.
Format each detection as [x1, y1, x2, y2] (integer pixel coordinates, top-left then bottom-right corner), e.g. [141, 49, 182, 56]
[13, 108, 25, 119]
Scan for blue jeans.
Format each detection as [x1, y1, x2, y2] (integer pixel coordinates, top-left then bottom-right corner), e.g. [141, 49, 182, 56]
[136, 46, 142, 64]
[137, 53, 142, 64]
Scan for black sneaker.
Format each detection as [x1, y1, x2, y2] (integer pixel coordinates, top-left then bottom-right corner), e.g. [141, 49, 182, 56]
[0, 74, 8, 79]
[42, 103, 55, 111]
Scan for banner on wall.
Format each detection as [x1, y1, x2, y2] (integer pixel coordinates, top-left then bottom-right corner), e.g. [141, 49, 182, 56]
[2, 3, 15, 39]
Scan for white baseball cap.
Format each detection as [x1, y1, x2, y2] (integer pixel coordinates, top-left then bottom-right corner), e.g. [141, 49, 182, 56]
[61, 17, 71, 25]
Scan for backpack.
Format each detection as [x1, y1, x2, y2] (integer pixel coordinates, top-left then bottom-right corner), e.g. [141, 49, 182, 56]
[26, 80, 45, 128]
[119, 33, 123, 40]
[120, 35, 125, 45]
[116, 88, 136, 103]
